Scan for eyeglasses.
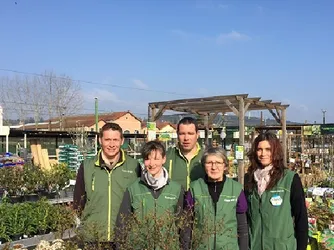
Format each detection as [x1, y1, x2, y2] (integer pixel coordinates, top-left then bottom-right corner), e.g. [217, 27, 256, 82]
[204, 161, 225, 167]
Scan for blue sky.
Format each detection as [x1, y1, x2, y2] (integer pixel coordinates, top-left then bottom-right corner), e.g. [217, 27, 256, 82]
[1, 0, 333, 123]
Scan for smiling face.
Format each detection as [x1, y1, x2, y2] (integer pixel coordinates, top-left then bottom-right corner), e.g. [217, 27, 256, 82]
[256, 140, 273, 167]
[177, 123, 199, 153]
[99, 129, 124, 160]
[204, 154, 226, 182]
[144, 150, 166, 178]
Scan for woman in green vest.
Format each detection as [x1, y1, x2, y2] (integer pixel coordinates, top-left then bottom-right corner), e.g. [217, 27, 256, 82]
[115, 140, 186, 249]
[245, 132, 308, 250]
[185, 147, 249, 250]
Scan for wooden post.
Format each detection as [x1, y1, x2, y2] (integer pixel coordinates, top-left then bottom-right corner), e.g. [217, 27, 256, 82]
[151, 108, 156, 122]
[148, 105, 153, 122]
[281, 108, 287, 166]
[238, 97, 245, 185]
[204, 114, 209, 146]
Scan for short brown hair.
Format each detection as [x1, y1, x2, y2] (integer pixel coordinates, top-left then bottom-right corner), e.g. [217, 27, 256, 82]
[177, 117, 199, 133]
[99, 123, 123, 138]
[141, 140, 166, 160]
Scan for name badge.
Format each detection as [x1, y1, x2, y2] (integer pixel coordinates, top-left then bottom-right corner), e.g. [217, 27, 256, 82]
[270, 194, 283, 206]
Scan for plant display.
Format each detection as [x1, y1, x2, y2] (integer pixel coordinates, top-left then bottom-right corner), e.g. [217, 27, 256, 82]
[0, 163, 75, 202]
[0, 199, 76, 243]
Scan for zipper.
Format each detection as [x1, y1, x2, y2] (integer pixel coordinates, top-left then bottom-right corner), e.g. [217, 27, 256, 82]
[186, 162, 190, 190]
[169, 160, 173, 179]
[106, 169, 112, 241]
[259, 196, 263, 250]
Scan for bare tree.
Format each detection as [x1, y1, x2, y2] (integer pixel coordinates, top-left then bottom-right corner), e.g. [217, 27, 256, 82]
[0, 71, 83, 130]
[0, 75, 31, 128]
[40, 71, 83, 130]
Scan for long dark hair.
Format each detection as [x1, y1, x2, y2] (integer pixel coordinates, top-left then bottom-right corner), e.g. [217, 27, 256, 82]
[246, 132, 286, 191]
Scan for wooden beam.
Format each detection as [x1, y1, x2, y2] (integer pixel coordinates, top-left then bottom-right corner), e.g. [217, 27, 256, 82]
[244, 102, 251, 113]
[153, 105, 167, 121]
[148, 94, 248, 106]
[268, 109, 281, 124]
[275, 107, 281, 120]
[151, 107, 156, 122]
[225, 99, 239, 116]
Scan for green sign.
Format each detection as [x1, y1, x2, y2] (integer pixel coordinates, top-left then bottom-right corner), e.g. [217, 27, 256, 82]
[321, 124, 334, 135]
[147, 122, 156, 131]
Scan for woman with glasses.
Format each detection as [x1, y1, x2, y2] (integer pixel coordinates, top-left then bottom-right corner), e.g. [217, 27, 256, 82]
[185, 147, 248, 250]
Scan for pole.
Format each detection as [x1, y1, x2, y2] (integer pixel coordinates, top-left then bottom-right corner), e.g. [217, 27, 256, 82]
[24, 133, 27, 149]
[5, 134, 8, 153]
[238, 97, 245, 185]
[95, 97, 99, 132]
[321, 109, 326, 169]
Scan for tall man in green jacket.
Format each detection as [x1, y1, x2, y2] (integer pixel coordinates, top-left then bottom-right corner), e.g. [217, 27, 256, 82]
[73, 123, 141, 245]
[165, 117, 206, 190]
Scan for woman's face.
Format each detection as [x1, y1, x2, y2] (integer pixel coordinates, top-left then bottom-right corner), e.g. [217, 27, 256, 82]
[144, 150, 166, 178]
[204, 154, 226, 181]
[256, 140, 273, 167]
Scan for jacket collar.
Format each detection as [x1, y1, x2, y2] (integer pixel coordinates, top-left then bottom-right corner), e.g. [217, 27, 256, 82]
[94, 149, 126, 169]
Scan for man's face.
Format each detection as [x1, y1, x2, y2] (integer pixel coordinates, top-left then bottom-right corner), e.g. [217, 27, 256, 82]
[177, 123, 199, 153]
[99, 129, 124, 159]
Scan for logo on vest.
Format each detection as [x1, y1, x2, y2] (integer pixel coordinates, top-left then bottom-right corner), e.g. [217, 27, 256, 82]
[270, 194, 283, 206]
[165, 196, 176, 200]
[223, 198, 237, 202]
[122, 170, 133, 173]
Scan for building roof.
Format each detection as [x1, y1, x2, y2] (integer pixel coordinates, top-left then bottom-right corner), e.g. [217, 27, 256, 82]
[15, 111, 142, 130]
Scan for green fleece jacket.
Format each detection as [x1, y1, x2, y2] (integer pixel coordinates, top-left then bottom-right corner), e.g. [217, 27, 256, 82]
[164, 143, 205, 190]
[78, 149, 140, 241]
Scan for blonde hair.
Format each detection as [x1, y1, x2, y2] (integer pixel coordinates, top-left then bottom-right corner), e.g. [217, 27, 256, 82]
[201, 147, 228, 166]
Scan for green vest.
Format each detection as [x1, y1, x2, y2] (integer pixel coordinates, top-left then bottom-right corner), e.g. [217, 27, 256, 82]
[165, 144, 205, 190]
[81, 149, 139, 241]
[190, 177, 242, 250]
[247, 169, 296, 250]
[127, 179, 182, 250]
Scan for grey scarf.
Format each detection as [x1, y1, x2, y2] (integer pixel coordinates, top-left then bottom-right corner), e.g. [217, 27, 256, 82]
[254, 165, 273, 196]
[141, 167, 169, 191]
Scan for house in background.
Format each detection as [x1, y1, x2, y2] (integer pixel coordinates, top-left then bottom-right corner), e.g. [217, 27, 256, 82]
[14, 111, 142, 134]
[141, 121, 177, 140]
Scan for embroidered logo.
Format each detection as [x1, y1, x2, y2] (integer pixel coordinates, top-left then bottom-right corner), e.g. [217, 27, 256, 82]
[122, 170, 133, 173]
[224, 198, 237, 202]
[165, 196, 176, 200]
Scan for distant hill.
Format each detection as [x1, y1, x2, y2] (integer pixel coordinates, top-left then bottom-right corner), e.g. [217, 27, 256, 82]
[158, 113, 298, 127]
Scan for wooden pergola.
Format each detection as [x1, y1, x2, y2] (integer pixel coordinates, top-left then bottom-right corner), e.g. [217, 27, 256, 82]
[148, 94, 289, 185]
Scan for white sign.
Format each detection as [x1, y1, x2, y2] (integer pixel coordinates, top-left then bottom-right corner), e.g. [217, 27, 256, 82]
[0, 126, 9, 136]
[235, 146, 244, 160]
[312, 187, 328, 196]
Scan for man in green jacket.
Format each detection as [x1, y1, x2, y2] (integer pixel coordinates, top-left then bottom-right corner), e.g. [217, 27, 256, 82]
[164, 117, 205, 190]
[73, 122, 141, 246]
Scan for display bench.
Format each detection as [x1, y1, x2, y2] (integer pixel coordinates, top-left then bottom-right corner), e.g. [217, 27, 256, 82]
[0, 229, 76, 250]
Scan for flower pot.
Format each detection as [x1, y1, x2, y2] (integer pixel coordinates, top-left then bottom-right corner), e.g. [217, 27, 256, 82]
[13, 243, 25, 249]
[11, 234, 22, 241]
[0, 237, 8, 244]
